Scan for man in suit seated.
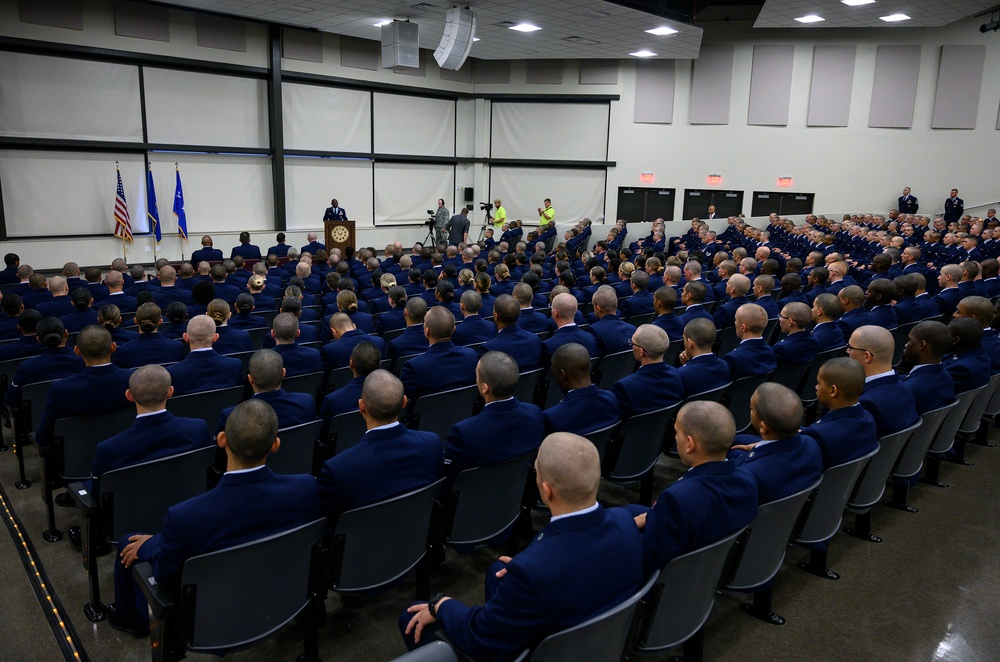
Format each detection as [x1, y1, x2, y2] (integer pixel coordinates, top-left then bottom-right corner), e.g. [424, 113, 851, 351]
[3, 317, 84, 409]
[587, 286, 635, 356]
[952, 296, 1000, 375]
[399, 306, 478, 402]
[543, 343, 618, 435]
[483, 294, 543, 372]
[36, 276, 74, 318]
[612, 324, 683, 420]
[400, 432, 644, 660]
[452, 291, 496, 347]
[301, 232, 326, 256]
[933, 264, 963, 317]
[230, 231, 262, 260]
[651, 286, 683, 343]
[108, 399, 319, 636]
[678, 317, 732, 397]
[95, 270, 138, 315]
[166, 315, 244, 396]
[846, 325, 919, 437]
[835, 286, 874, 339]
[618, 270, 654, 320]
[751, 275, 780, 320]
[152, 266, 194, 308]
[318, 370, 443, 527]
[899, 321, 956, 414]
[728, 383, 823, 504]
[0, 309, 43, 368]
[388, 297, 430, 363]
[713, 274, 751, 330]
[865, 279, 898, 330]
[319, 341, 381, 441]
[801, 357, 879, 468]
[942, 317, 991, 394]
[190, 235, 224, 264]
[810, 293, 846, 349]
[629, 400, 758, 575]
[676, 280, 715, 328]
[512, 283, 549, 334]
[773, 302, 819, 367]
[216, 349, 315, 433]
[542, 293, 598, 364]
[269, 313, 322, 378]
[208, 264, 241, 304]
[444, 351, 545, 477]
[322, 312, 387, 374]
[891, 274, 923, 326]
[721, 304, 777, 381]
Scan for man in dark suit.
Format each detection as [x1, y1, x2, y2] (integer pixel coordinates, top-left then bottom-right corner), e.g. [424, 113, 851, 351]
[444, 351, 545, 477]
[676, 281, 714, 328]
[190, 235, 224, 264]
[953, 296, 1000, 374]
[208, 264, 241, 304]
[897, 186, 918, 213]
[751, 274, 780, 320]
[713, 274, 751, 330]
[542, 293, 598, 364]
[452, 291, 496, 347]
[109, 399, 319, 635]
[810, 293, 846, 349]
[677, 318, 731, 397]
[166, 315, 244, 396]
[230, 231, 262, 260]
[94, 270, 138, 315]
[835, 286, 874, 339]
[400, 432, 644, 660]
[801, 358, 879, 468]
[651, 286, 683, 343]
[216, 349, 315, 432]
[269, 313, 323, 378]
[612, 324, 683, 420]
[543, 343, 618, 435]
[151, 266, 194, 308]
[728, 383, 823, 504]
[847, 325, 919, 437]
[618, 271, 654, 320]
[399, 306, 478, 401]
[301, 232, 326, 256]
[899, 321, 956, 414]
[483, 294, 543, 372]
[773, 302, 819, 367]
[933, 264, 963, 317]
[319, 341, 381, 440]
[388, 298, 430, 363]
[865, 279, 898, 330]
[587, 286, 635, 356]
[0, 309, 44, 363]
[266, 232, 290, 258]
[943, 188, 963, 224]
[318, 370, 443, 526]
[36, 276, 74, 318]
[21, 272, 53, 310]
[721, 304, 777, 380]
[629, 400, 758, 576]
[942, 317, 991, 394]
[323, 198, 348, 221]
[322, 312, 387, 374]
[891, 274, 923, 326]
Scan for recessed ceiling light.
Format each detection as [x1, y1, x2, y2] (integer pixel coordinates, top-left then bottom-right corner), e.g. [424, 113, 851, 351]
[646, 26, 679, 36]
[630, 50, 657, 57]
[509, 23, 542, 33]
[373, 19, 392, 27]
[880, 13, 910, 22]
[841, 0, 876, 6]
[795, 15, 825, 23]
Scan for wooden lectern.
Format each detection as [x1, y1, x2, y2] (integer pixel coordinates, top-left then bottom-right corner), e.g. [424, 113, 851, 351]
[325, 219, 356, 254]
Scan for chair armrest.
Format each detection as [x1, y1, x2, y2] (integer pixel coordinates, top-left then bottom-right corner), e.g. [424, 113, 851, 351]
[132, 562, 174, 620]
[66, 481, 97, 512]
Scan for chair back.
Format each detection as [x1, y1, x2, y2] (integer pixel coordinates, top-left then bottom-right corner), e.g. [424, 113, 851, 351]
[444, 452, 534, 547]
[329, 411, 368, 456]
[0, 356, 30, 396]
[770, 362, 810, 393]
[958, 374, 1000, 435]
[101, 446, 216, 542]
[716, 327, 739, 355]
[986, 372, 1000, 418]
[892, 402, 956, 480]
[513, 368, 546, 406]
[628, 313, 655, 326]
[795, 448, 878, 545]
[330, 478, 446, 593]
[229, 350, 254, 375]
[605, 403, 679, 481]
[166, 385, 245, 430]
[58, 408, 136, 479]
[635, 529, 745, 652]
[684, 382, 731, 404]
[282, 371, 325, 403]
[383, 328, 405, 343]
[327, 366, 354, 392]
[18, 379, 58, 432]
[410, 385, 479, 439]
[269, 420, 322, 475]
[725, 373, 773, 433]
[394, 353, 421, 375]
[246, 327, 269, 350]
[726, 480, 820, 590]
[585, 423, 620, 464]
[181, 518, 326, 651]
[928, 386, 985, 454]
[663, 342, 682, 368]
[799, 346, 846, 402]
[847, 420, 921, 512]
[890, 323, 917, 367]
[389, 641, 460, 662]
[595, 350, 638, 390]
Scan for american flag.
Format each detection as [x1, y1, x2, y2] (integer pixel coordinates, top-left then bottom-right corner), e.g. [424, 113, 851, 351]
[113, 166, 133, 242]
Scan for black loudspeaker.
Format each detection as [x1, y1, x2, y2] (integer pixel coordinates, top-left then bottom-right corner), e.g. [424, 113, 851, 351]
[464, 188, 475, 203]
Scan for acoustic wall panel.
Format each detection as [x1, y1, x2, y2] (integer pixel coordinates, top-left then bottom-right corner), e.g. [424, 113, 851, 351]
[634, 59, 675, 124]
[690, 45, 734, 125]
[491, 103, 609, 161]
[440, 62, 473, 83]
[580, 60, 619, 86]
[807, 45, 856, 127]
[282, 84, 371, 153]
[18, 0, 82, 30]
[195, 14, 247, 52]
[113, 2, 169, 42]
[868, 45, 921, 129]
[341, 36, 379, 71]
[931, 45, 986, 130]
[748, 45, 795, 126]
[526, 60, 564, 85]
[475, 60, 510, 85]
[282, 27, 323, 63]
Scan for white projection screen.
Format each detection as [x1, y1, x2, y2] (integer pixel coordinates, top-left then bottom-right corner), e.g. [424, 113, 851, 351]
[283, 83, 372, 153]
[373, 93, 455, 157]
[374, 163, 454, 225]
[0, 52, 143, 142]
[489, 167, 605, 225]
[144, 68, 268, 148]
[490, 103, 610, 161]
[285, 158, 374, 230]
[0, 151, 146, 237]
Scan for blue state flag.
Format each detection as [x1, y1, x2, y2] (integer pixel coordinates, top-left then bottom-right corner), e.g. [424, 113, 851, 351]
[147, 165, 161, 242]
[173, 166, 187, 241]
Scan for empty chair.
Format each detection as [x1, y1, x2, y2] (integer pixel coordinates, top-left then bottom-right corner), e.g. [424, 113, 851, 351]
[166, 385, 244, 430]
[441, 452, 534, 549]
[794, 448, 878, 580]
[633, 529, 746, 660]
[134, 518, 326, 662]
[957, 372, 1000, 451]
[724, 373, 774, 434]
[922, 385, 988, 487]
[409, 385, 479, 440]
[513, 368, 546, 407]
[603, 403, 680, 506]
[269, 420, 322, 475]
[885, 402, 956, 512]
[329, 478, 446, 599]
[842, 420, 921, 543]
[723, 480, 821, 625]
[594, 350, 638, 390]
[9, 378, 59, 490]
[327, 411, 368, 457]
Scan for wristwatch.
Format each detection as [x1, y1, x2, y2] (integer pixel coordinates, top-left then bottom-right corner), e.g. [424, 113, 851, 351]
[428, 592, 447, 618]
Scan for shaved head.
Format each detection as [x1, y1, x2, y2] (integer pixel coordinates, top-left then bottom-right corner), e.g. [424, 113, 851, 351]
[128, 364, 172, 406]
[676, 400, 735, 456]
[536, 432, 601, 506]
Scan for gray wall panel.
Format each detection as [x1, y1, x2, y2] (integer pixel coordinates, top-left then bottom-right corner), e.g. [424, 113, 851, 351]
[440, 62, 473, 83]
[634, 59, 675, 124]
[868, 45, 921, 129]
[580, 60, 619, 86]
[932, 45, 986, 130]
[340, 36, 379, 71]
[748, 45, 795, 126]
[195, 14, 246, 52]
[474, 60, 510, 85]
[807, 45, 855, 127]
[281, 27, 323, 63]
[18, 0, 83, 31]
[690, 45, 734, 125]
[114, 2, 169, 42]
[526, 60, 564, 85]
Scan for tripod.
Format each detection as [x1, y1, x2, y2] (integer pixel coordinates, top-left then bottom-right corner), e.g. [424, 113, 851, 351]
[423, 220, 436, 247]
[478, 208, 492, 242]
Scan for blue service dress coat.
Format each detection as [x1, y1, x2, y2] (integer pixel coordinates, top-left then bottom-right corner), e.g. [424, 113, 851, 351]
[542, 325, 599, 364]
[272, 343, 323, 378]
[899, 364, 956, 415]
[835, 308, 875, 339]
[216, 388, 315, 433]
[35, 364, 134, 448]
[166, 349, 244, 396]
[3, 346, 85, 408]
[452, 315, 496, 346]
[543, 384, 619, 436]
[772, 331, 819, 367]
[858, 373, 920, 438]
[112, 333, 186, 369]
[943, 348, 992, 394]
[678, 353, 731, 397]
[800, 403, 879, 469]
[721, 338, 777, 380]
[399, 341, 478, 400]
[587, 316, 635, 356]
[652, 314, 684, 343]
[321, 329, 387, 373]
[810, 321, 846, 349]
[676, 304, 714, 328]
[611, 362, 684, 420]
[483, 325, 543, 372]
[389, 325, 430, 361]
[444, 397, 545, 476]
[728, 434, 823, 505]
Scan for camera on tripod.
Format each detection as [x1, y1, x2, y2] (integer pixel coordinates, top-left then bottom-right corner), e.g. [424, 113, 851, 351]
[479, 202, 491, 211]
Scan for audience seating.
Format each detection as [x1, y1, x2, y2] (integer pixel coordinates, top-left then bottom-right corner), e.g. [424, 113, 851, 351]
[246, 327, 269, 350]
[584, 422, 619, 465]
[956, 373, 1000, 453]
[390, 641, 461, 662]
[724, 373, 774, 434]
[165, 385, 244, 430]
[8, 379, 59, 489]
[327, 411, 368, 458]
[890, 323, 917, 367]
[886, 401, 956, 512]
[715, 327, 739, 355]
[282, 371, 325, 409]
[513, 368, 546, 406]
[602, 403, 680, 506]
[921, 385, 988, 487]
[408, 385, 479, 440]
[594, 350, 638, 390]
[770, 362, 810, 393]
[270, 420, 322, 475]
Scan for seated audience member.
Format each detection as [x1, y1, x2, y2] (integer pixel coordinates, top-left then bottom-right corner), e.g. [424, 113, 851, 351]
[389, 297, 430, 362]
[942, 317, 991, 394]
[161, 302, 188, 340]
[512, 283, 548, 334]
[865, 279, 899, 330]
[0, 292, 24, 340]
[268, 312, 322, 378]
[22, 272, 53, 310]
[677, 317, 731, 397]
[399, 307, 478, 401]
[186, 280, 216, 318]
[444, 352, 545, 477]
[228, 293, 266, 331]
[0, 309, 45, 362]
[247, 274, 276, 311]
[483, 294, 543, 372]
[651, 286, 683, 343]
[400, 432, 644, 660]
[209, 264, 241, 304]
[335, 289, 374, 334]
[113, 303, 186, 369]
[98, 304, 139, 344]
[151, 266, 193, 308]
[899, 321, 957, 414]
[933, 264, 963, 317]
[713, 274, 752, 330]
[728, 383, 824, 504]
[629, 400, 758, 575]
[773, 302, 819, 367]
[846, 325, 919, 437]
[3, 317, 85, 409]
[323, 312, 387, 374]
[677, 281, 714, 327]
[265, 297, 319, 348]
[318, 370, 444, 526]
[752, 275, 780, 319]
[810, 293, 846, 349]
[190, 234, 225, 264]
[205, 298, 253, 355]
[800, 358, 879, 468]
[60, 288, 99, 333]
[542, 292, 598, 363]
[320, 341, 382, 440]
[952, 296, 1000, 375]
[108, 399, 318, 636]
[891, 275, 923, 326]
[166, 315, 244, 396]
[375, 286, 407, 335]
[618, 270, 654, 319]
[721, 304, 777, 380]
[216, 349, 314, 432]
[835, 286, 874, 339]
[36, 276, 74, 318]
[543, 343, 619, 435]
[230, 231, 262, 260]
[587, 286, 634, 356]
[612, 324, 683, 419]
[452, 290, 496, 346]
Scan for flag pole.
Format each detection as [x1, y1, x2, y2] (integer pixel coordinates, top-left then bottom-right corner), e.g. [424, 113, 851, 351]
[116, 161, 128, 263]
